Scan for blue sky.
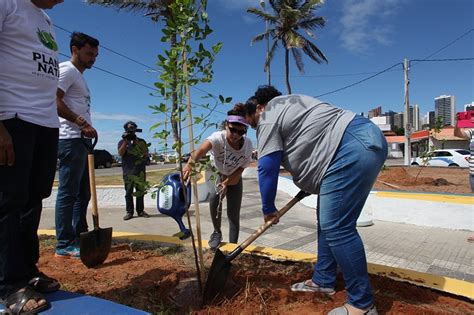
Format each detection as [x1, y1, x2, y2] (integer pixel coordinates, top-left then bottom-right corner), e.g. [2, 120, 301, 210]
[47, 0, 473, 153]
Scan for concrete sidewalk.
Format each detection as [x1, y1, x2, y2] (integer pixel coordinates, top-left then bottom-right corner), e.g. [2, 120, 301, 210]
[39, 178, 474, 283]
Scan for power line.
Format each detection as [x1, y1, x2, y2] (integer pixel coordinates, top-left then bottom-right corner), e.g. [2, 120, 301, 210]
[419, 28, 473, 61]
[411, 57, 474, 63]
[54, 24, 215, 98]
[315, 63, 403, 98]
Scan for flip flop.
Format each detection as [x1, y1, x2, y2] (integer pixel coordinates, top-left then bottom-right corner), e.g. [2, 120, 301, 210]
[328, 304, 378, 315]
[4, 287, 50, 315]
[290, 280, 335, 295]
[28, 272, 60, 293]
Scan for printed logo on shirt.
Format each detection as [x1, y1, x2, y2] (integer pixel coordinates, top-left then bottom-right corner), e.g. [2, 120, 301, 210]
[216, 151, 247, 170]
[36, 29, 58, 52]
[32, 52, 59, 79]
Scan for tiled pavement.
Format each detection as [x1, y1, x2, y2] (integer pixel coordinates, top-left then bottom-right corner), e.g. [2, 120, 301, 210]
[39, 179, 474, 282]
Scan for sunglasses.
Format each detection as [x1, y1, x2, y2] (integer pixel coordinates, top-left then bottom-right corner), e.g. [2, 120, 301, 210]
[228, 126, 247, 136]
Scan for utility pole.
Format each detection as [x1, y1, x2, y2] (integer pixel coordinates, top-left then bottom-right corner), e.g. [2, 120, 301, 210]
[404, 58, 412, 166]
[260, 0, 271, 85]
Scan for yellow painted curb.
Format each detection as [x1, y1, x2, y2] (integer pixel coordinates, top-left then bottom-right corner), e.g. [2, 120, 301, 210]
[38, 229, 473, 300]
[376, 191, 474, 204]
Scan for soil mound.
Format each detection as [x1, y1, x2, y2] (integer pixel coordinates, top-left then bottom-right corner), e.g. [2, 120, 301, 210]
[37, 238, 474, 314]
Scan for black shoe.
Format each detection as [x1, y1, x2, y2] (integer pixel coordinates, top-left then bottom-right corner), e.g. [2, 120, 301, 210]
[123, 213, 133, 220]
[138, 211, 150, 218]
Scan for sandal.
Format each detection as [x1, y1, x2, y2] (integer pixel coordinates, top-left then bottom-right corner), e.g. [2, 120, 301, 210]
[328, 304, 378, 315]
[28, 272, 60, 293]
[4, 287, 50, 315]
[290, 279, 335, 295]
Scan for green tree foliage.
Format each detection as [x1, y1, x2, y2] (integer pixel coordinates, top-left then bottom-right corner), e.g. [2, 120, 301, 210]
[247, 0, 328, 93]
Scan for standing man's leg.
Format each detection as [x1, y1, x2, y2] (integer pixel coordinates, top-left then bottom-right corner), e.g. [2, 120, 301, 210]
[0, 119, 35, 298]
[135, 171, 148, 217]
[23, 125, 58, 273]
[72, 145, 90, 245]
[55, 139, 86, 255]
[226, 179, 243, 244]
[123, 173, 134, 220]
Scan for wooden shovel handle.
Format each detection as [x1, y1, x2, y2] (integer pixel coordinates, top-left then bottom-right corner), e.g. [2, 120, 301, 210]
[238, 190, 310, 251]
[88, 154, 99, 229]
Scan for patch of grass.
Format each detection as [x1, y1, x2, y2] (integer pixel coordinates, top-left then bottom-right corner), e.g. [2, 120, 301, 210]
[53, 169, 173, 186]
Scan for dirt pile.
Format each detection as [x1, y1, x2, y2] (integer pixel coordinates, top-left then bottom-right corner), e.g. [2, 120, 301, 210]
[372, 166, 471, 194]
[38, 238, 474, 314]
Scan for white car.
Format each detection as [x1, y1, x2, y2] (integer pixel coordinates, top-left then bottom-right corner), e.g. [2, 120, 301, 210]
[411, 149, 470, 167]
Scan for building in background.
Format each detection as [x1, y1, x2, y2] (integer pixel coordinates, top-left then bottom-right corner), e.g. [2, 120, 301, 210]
[383, 110, 395, 128]
[368, 106, 382, 119]
[394, 112, 404, 129]
[409, 104, 420, 131]
[421, 111, 436, 129]
[464, 102, 474, 111]
[434, 95, 455, 126]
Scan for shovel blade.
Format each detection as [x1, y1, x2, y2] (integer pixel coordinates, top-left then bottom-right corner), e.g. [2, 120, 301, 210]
[80, 227, 113, 268]
[203, 248, 232, 304]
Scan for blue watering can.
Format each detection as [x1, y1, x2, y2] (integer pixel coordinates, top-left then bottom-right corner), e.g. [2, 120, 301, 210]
[157, 173, 191, 240]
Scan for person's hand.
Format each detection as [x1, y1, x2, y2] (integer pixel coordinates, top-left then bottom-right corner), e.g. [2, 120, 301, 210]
[81, 123, 97, 138]
[0, 123, 14, 166]
[182, 163, 192, 182]
[264, 211, 279, 225]
[216, 182, 227, 196]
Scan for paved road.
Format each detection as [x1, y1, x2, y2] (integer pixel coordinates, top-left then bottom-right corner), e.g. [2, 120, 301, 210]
[39, 178, 473, 283]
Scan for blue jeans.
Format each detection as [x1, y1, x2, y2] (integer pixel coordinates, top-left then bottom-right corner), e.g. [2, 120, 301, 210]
[0, 119, 58, 298]
[55, 138, 90, 249]
[312, 115, 387, 309]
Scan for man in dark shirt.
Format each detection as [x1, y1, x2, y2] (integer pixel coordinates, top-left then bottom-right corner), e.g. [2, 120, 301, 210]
[117, 121, 150, 220]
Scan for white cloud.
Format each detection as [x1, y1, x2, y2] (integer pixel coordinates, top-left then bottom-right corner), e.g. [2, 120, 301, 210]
[339, 0, 405, 54]
[214, 0, 261, 10]
[92, 112, 149, 122]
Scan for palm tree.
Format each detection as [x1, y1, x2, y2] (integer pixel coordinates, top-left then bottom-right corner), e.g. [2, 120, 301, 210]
[86, 0, 180, 145]
[247, 0, 328, 94]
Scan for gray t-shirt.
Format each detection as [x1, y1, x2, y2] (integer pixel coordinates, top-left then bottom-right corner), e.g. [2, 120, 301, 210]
[257, 94, 355, 194]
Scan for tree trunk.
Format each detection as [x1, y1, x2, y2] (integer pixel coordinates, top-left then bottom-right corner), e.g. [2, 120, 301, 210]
[171, 33, 179, 147]
[285, 48, 291, 94]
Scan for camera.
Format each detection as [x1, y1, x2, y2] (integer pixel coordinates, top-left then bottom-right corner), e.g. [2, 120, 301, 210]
[122, 121, 142, 141]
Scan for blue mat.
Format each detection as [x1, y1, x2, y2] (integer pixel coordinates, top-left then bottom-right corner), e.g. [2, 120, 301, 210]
[0, 290, 150, 315]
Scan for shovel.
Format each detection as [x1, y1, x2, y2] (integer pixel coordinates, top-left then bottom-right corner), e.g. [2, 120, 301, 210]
[80, 136, 113, 268]
[203, 190, 310, 304]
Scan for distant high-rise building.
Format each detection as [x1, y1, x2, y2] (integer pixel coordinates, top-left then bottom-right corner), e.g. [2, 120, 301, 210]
[409, 104, 420, 131]
[465, 102, 474, 111]
[394, 113, 404, 129]
[383, 110, 395, 128]
[434, 95, 455, 126]
[368, 106, 382, 119]
[421, 111, 436, 130]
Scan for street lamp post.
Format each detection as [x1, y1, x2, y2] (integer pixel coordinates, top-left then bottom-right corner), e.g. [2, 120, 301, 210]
[260, 0, 271, 85]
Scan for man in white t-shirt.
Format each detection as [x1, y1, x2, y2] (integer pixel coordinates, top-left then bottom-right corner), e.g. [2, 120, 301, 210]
[54, 32, 99, 259]
[0, 0, 63, 313]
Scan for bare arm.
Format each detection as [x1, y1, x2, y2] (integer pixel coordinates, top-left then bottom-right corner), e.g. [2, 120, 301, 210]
[56, 88, 97, 138]
[222, 167, 245, 186]
[182, 140, 213, 182]
[0, 122, 14, 166]
[118, 139, 128, 156]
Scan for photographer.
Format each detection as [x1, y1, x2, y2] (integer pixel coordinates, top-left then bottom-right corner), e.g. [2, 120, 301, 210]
[118, 121, 150, 220]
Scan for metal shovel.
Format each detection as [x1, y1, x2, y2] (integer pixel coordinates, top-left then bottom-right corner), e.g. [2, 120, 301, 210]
[80, 136, 113, 268]
[203, 190, 310, 304]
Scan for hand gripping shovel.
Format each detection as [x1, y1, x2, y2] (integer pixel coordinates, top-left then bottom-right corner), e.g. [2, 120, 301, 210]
[80, 136, 113, 268]
[203, 190, 310, 304]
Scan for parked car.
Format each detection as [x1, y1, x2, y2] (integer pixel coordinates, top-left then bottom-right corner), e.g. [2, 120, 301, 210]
[411, 149, 470, 167]
[93, 149, 114, 169]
